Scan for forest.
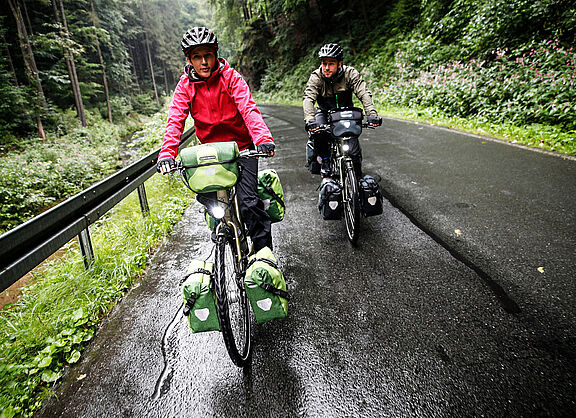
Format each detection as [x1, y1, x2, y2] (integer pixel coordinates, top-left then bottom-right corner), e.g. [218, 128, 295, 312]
[0, 0, 211, 232]
[0, 0, 574, 230]
[0, 0, 211, 140]
[0, 1, 575, 416]
[213, 0, 575, 141]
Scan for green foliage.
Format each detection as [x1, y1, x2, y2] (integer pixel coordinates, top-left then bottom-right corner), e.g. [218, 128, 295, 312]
[1, 0, 213, 139]
[106, 95, 132, 120]
[0, 119, 119, 233]
[0, 172, 192, 416]
[0, 108, 194, 416]
[366, 38, 576, 153]
[131, 93, 162, 116]
[258, 51, 317, 102]
[250, 0, 575, 155]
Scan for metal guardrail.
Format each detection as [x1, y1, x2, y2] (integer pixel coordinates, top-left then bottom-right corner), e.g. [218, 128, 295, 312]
[0, 128, 195, 293]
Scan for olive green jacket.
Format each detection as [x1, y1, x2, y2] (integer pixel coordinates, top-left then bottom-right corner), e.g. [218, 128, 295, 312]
[302, 65, 378, 122]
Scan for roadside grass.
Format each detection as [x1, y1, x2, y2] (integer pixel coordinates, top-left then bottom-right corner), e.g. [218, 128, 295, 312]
[0, 173, 192, 417]
[376, 104, 576, 156]
[254, 94, 575, 157]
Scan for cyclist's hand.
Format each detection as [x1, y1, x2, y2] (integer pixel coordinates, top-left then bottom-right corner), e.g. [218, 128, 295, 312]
[257, 142, 275, 157]
[157, 157, 176, 174]
[305, 120, 320, 132]
[367, 115, 382, 127]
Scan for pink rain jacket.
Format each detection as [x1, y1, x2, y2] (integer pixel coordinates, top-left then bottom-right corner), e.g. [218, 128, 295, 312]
[159, 58, 274, 160]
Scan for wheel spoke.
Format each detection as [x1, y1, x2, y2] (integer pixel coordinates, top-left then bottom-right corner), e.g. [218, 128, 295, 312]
[342, 163, 360, 244]
[214, 234, 251, 366]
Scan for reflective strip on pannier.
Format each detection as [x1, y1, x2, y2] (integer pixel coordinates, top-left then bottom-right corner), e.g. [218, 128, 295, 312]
[329, 107, 363, 122]
[179, 142, 239, 193]
[244, 247, 289, 323]
[181, 259, 220, 332]
[257, 169, 286, 223]
[359, 175, 383, 217]
[318, 178, 343, 220]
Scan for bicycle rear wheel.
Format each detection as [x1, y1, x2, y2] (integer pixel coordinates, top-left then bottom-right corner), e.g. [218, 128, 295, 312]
[214, 232, 252, 367]
[342, 161, 360, 245]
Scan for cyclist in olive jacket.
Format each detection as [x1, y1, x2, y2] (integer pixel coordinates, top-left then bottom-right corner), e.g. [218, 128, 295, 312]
[303, 43, 381, 177]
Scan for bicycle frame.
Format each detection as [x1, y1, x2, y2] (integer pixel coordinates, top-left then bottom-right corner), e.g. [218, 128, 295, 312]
[175, 150, 269, 367]
[321, 107, 365, 244]
[214, 189, 247, 266]
[328, 136, 354, 187]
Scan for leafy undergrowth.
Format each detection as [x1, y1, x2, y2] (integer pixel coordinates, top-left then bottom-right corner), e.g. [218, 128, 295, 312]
[0, 173, 192, 417]
[256, 35, 575, 157]
[377, 104, 576, 156]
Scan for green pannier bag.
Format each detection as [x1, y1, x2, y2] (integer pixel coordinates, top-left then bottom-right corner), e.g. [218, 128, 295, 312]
[180, 142, 239, 193]
[244, 247, 289, 323]
[182, 259, 220, 332]
[257, 169, 285, 223]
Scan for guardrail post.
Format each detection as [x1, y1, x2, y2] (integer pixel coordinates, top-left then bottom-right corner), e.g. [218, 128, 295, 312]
[78, 228, 94, 268]
[0, 127, 196, 293]
[137, 183, 150, 217]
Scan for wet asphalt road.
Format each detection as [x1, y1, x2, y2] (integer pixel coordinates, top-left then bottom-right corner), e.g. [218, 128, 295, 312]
[40, 105, 575, 417]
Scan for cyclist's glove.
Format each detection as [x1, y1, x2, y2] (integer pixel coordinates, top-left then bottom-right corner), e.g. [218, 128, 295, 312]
[157, 157, 175, 174]
[257, 142, 275, 155]
[305, 120, 320, 132]
[367, 115, 382, 126]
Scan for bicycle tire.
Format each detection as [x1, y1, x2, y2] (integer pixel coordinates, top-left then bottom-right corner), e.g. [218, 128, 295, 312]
[214, 232, 252, 367]
[342, 161, 360, 245]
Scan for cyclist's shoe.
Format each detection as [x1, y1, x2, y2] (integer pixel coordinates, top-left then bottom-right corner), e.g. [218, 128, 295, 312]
[320, 158, 331, 177]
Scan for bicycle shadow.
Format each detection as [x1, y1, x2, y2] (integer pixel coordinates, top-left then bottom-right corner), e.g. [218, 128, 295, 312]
[208, 260, 306, 416]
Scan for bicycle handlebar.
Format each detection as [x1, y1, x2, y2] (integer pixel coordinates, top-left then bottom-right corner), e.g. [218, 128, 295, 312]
[162, 149, 271, 174]
[238, 150, 272, 158]
[310, 121, 379, 134]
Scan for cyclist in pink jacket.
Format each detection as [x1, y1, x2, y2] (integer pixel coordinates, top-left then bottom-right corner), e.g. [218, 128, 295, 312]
[157, 27, 275, 251]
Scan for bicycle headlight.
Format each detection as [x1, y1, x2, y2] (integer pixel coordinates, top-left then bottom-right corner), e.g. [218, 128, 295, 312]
[342, 144, 350, 152]
[211, 205, 225, 219]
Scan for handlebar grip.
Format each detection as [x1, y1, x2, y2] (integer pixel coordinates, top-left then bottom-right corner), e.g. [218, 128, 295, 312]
[238, 150, 271, 158]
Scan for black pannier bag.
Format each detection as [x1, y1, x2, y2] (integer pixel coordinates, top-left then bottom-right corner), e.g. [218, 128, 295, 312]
[328, 107, 363, 137]
[359, 175, 383, 217]
[318, 178, 343, 220]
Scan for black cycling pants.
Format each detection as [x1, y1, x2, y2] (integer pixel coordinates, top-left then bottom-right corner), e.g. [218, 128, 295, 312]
[195, 156, 272, 252]
[236, 156, 272, 251]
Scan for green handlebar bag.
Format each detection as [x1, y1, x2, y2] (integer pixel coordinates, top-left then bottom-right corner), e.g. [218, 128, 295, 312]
[257, 169, 285, 223]
[244, 247, 289, 323]
[182, 259, 220, 332]
[180, 142, 239, 193]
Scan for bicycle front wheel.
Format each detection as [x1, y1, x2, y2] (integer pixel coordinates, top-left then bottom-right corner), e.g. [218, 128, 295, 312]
[342, 161, 360, 245]
[214, 233, 252, 367]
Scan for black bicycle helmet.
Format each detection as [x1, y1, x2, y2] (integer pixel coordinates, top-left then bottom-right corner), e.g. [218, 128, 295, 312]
[181, 27, 218, 55]
[318, 43, 343, 61]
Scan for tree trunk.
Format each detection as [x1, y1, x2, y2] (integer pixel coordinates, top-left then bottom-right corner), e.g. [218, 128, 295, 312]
[128, 43, 141, 94]
[51, 0, 79, 124]
[145, 32, 159, 103]
[22, 0, 33, 35]
[58, 0, 87, 127]
[355, 0, 370, 31]
[8, 0, 46, 140]
[2, 34, 19, 86]
[90, 0, 112, 123]
[162, 62, 169, 95]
